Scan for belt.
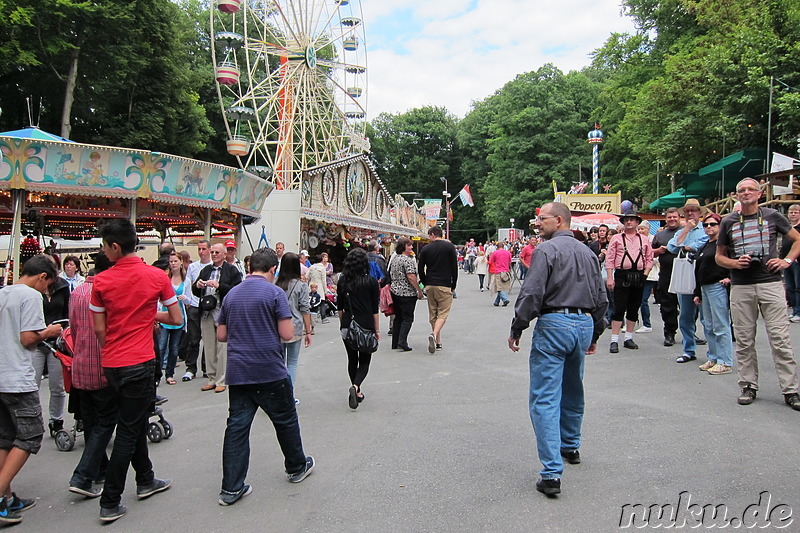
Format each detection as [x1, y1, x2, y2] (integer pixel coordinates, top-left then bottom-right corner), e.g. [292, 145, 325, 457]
[541, 307, 589, 315]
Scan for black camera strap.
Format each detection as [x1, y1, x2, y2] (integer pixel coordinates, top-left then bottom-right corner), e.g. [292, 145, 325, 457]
[737, 208, 765, 257]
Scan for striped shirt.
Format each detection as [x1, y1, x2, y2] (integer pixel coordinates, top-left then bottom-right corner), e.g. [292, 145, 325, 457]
[69, 277, 107, 390]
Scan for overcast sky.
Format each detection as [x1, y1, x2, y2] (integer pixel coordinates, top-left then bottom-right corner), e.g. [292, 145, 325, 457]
[360, 0, 638, 119]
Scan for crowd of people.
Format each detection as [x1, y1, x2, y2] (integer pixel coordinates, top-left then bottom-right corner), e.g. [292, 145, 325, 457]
[2, 177, 799, 522]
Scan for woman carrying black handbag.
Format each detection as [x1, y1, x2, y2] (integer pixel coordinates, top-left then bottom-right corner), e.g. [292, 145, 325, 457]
[337, 248, 380, 410]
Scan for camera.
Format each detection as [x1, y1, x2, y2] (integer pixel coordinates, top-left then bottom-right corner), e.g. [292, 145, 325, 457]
[748, 254, 764, 268]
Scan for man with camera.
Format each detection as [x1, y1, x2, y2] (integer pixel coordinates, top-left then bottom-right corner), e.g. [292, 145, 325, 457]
[667, 199, 708, 364]
[716, 178, 800, 409]
[193, 243, 242, 393]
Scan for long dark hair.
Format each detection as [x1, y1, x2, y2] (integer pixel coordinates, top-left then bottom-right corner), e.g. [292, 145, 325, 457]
[276, 252, 301, 291]
[339, 247, 371, 294]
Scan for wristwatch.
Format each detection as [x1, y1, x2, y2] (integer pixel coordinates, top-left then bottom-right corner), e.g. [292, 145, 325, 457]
[785, 257, 794, 265]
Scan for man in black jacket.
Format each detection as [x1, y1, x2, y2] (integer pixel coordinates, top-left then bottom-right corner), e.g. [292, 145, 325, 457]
[192, 243, 242, 393]
[418, 226, 458, 354]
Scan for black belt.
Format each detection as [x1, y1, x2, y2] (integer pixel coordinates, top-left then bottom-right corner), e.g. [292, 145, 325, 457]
[541, 307, 589, 315]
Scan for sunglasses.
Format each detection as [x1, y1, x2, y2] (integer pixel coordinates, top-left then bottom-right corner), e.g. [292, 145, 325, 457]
[211, 251, 224, 255]
[702, 222, 719, 227]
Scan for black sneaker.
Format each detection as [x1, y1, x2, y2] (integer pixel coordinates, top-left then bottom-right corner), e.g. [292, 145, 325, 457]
[663, 334, 675, 347]
[695, 336, 707, 345]
[7, 492, 35, 513]
[609, 342, 619, 353]
[99, 504, 127, 523]
[348, 386, 358, 410]
[784, 393, 800, 411]
[560, 449, 581, 465]
[287, 456, 315, 483]
[154, 394, 168, 406]
[0, 497, 22, 524]
[48, 419, 64, 437]
[535, 477, 561, 496]
[136, 478, 172, 499]
[738, 387, 757, 405]
[218, 484, 252, 506]
[69, 483, 102, 498]
[623, 339, 639, 350]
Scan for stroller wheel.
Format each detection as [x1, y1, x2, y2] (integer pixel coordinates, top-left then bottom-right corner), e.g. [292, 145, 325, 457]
[160, 421, 173, 440]
[55, 429, 75, 451]
[147, 422, 164, 443]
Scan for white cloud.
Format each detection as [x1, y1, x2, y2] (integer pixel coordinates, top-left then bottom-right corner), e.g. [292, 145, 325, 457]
[360, 0, 636, 118]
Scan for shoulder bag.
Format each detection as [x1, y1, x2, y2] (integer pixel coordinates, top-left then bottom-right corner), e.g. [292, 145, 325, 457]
[668, 249, 696, 295]
[343, 292, 379, 353]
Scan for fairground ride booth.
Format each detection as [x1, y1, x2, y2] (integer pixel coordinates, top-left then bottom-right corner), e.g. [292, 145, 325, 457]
[1, 128, 273, 283]
[245, 154, 425, 268]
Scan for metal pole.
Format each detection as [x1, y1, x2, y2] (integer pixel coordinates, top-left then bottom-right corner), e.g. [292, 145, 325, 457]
[446, 198, 450, 240]
[205, 208, 212, 240]
[9, 190, 24, 283]
[656, 162, 660, 199]
[129, 198, 137, 224]
[766, 75, 773, 174]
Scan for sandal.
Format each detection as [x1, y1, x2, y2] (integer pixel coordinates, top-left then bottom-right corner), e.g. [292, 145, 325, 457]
[676, 354, 697, 364]
[166, 377, 177, 385]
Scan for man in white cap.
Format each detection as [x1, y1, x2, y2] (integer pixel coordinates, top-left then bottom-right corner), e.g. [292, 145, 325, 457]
[668, 199, 708, 364]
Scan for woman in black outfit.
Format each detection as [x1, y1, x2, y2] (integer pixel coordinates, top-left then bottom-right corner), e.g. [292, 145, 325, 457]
[337, 248, 380, 409]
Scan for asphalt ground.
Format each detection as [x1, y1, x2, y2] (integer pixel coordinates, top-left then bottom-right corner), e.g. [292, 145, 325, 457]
[17, 274, 800, 532]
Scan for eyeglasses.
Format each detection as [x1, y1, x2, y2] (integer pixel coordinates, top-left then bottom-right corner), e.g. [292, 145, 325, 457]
[702, 222, 719, 227]
[736, 187, 759, 193]
[535, 215, 556, 223]
[211, 251, 223, 255]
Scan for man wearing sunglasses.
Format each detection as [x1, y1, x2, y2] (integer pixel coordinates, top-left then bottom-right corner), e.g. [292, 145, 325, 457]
[716, 178, 800, 410]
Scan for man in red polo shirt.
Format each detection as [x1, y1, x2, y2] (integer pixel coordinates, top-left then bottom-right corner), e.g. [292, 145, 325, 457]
[89, 219, 182, 523]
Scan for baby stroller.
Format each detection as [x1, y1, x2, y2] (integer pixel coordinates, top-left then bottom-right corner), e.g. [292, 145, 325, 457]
[324, 291, 338, 316]
[47, 327, 174, 450]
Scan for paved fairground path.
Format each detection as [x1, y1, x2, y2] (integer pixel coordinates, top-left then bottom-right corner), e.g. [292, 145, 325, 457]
[23, 274, 800, 531]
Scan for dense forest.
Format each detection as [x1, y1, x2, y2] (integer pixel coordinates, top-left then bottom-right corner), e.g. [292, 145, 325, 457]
[2, 0, 798, 241]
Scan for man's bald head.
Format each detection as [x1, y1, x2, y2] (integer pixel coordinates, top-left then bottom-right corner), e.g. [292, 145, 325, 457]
[542, 202, 571, 227]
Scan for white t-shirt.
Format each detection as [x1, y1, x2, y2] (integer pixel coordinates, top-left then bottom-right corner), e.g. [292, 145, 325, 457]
[0, 284, 47, 393]
[185, 259, 211, 308]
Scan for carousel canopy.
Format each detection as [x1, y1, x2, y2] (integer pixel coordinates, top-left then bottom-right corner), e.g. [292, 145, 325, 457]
[0, 127, 74, 143]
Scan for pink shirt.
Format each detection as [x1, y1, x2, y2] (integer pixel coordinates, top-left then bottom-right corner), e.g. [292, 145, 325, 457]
[488, 248, 512, 273]
[519, 244, 535, 268]
[605, 232, 654, 272]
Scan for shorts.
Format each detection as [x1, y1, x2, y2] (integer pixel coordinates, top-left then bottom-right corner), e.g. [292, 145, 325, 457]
[426, 285, 454, 322]
[0, 391, 45, 454]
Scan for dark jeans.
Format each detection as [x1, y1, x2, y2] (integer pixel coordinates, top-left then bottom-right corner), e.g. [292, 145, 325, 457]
[221, 380, 306, 494]
[158, 327, 184, 379]
[184, 305, 202, 375]
[391, 293, 417, 349]
[478, 274, 486, 290]
[100, 361, 156, 509]
[69, 387, 114, 488]
[657, 274, 679, 335]
[785, 262, 800, 316]
[640, 280, 657, 328]
[344, 342, 373, 388]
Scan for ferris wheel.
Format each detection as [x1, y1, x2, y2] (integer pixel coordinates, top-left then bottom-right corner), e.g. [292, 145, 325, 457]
[210, 0, 369, 190]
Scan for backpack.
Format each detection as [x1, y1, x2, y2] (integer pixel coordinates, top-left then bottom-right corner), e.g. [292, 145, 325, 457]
[368, 259, 384, 281]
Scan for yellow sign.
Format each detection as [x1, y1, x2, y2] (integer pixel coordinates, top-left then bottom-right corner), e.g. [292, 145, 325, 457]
[554, 192, 621, 213]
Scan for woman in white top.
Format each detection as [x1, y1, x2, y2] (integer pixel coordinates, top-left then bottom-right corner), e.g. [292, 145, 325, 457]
[60, 255, 85, 291]
[474, 250, 489, 292]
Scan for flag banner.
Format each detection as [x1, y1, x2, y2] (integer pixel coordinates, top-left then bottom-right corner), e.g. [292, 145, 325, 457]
[423, 199, 442, 220]
[771, 152, 800, 195]
[458, 184, 474, 207]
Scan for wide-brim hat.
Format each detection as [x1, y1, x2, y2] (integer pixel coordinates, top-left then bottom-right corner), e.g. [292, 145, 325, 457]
[678, 198, 707, 216]
[618, 207, 643, 223]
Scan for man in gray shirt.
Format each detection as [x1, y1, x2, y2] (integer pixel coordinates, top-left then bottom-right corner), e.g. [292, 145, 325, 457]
[0, 255, 63, 524]
[508, 202, 607, 497]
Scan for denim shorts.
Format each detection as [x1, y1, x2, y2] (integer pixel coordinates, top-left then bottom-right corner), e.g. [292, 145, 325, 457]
[0, 391, 45, 454]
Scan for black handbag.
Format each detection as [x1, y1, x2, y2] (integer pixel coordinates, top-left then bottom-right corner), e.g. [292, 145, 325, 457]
[343, 293, 378, 353]
[200, 294, 218, 311]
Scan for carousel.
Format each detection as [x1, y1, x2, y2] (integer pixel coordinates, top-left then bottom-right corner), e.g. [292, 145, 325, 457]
[1, 127, 273, 283]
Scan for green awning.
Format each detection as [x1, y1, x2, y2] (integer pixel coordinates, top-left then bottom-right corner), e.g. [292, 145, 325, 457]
[693, 148, 766, 196]
[648, 188, 702, 210]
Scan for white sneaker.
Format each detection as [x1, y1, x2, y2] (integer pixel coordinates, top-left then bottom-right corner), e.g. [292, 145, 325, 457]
[181, 371, 194, 382]
[790, 315, 800, 323]
[635, 326, 653, 333]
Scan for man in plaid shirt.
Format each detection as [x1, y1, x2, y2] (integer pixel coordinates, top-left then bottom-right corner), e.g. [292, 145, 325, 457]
[67, 252, 114, 498]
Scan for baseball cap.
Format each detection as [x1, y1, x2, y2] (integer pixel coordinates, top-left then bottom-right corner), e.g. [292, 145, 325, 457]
[224, 240, 236, 249]
[300, 249, 309, 256]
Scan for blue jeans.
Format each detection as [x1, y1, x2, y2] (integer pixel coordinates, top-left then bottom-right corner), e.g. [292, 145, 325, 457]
[100, 360, 156, 509]
[700, 283, 734, 366]
[494, 291, 509, 305]
[158, 327, 183, 379]
[282, 340, 302, 387]
[518, 264, 528, 280]
[640, 281, 656, 328]
[785, 262, 800, 316]
[69, 387, 114, 488]
[678, 293, 698, 356]
[221, 380, 307, 494]
[528, 312, 593, 480]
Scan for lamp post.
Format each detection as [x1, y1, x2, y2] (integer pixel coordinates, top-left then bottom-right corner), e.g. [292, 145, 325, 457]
[440, 177, 451, 240]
